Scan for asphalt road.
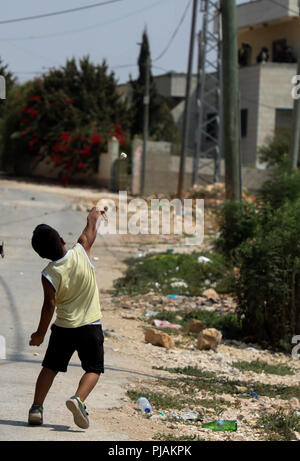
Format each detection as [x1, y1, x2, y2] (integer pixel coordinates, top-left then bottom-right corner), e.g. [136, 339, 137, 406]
[0, 180, 132, 441]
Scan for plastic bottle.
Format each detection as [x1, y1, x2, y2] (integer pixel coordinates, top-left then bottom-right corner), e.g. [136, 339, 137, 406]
[201, 420, 237, 432]
[137, 397, 151, 414]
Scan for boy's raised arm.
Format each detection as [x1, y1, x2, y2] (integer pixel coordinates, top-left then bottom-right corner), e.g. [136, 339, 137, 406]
[77, 207, 105, 257]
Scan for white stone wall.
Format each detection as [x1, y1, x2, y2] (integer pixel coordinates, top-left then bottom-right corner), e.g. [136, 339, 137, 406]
[239, 65, 261, 166]
[256, 63, 296, 166]
[237, 0, 299, 30]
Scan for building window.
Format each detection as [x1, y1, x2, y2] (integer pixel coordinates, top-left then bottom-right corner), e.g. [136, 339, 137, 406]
[241, 109, 248, 138]
[272, 39, 287, 62]
[272, 39, 296, 63]
[275, 108, 292, 131]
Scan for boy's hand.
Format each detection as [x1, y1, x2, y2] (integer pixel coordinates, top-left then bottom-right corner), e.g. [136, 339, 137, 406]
[29, 332, 45, 346]
[77, 206, 107, 255]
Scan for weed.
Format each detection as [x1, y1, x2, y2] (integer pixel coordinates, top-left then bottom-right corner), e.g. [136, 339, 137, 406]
[232, 360, 294, 376]
[154, 367, 300, 400]
[153, 433, 205, 441]
[255, 411, 300, 441]
[113, 251, 234, 297]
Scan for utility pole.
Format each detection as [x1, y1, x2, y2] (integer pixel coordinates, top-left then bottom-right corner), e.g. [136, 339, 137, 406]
[221, 0, 241, 201]
[290, 51, 300, 171]
[177, 0, 199, 200]
[141, 54, 150, 196]
[192, 0, 222, 187]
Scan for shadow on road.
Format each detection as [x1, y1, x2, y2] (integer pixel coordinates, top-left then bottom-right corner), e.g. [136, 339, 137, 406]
[0, 419, 84, 433]
[1, 355, 170, 381]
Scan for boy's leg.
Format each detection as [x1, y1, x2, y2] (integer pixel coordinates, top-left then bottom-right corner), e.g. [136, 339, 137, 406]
[65, 372, 100, 429]
[28, 367, 58, 425]
[74, 372, 100, 402]
[66, 324, 104, 428]
[32, 367, 58, 406]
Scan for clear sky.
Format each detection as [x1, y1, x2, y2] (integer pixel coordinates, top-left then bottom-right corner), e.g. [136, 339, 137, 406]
[0, 0, 247, 85]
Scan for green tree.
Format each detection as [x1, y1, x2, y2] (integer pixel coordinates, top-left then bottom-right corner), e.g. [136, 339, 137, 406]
[130, 29, 180, 143]
[258, 127, 293, 169]
[1, 56, 130, 181]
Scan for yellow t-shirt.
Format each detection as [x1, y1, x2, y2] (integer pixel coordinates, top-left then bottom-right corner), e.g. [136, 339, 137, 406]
[42, 243, 102, 328]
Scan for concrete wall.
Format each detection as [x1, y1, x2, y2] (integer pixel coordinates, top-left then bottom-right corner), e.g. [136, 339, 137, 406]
[237, 0, 299, 31]
[256, 63, 296, 166]
[154, 73, 197, 99]
[131, 139, 271, 196]
[239, 65, 261, 166]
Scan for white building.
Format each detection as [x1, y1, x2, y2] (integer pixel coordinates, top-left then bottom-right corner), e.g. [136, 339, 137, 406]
[237, 0, 300, 167]
[118, 0, 300, 169]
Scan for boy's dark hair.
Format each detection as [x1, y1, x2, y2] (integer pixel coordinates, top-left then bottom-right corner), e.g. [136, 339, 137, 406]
[32, 224, 63, 261]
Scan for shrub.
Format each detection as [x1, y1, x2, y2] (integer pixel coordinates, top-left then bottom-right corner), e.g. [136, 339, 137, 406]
[1, 57, 130, 182]
[215, 199, 259, 262]
[259, 168, 300, 209]
[236, 199, 300, 350]
[258, 127, 292, 169]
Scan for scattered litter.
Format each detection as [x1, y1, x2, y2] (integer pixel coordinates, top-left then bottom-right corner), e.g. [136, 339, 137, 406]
[244, 346, 259, 352]
[154, 282, 160, 288]
[33, 352, 39, 356]
[120, 152, 127, 159]
[137, 397, 151, 413]
[168, 294, 180, 300]
[247, 419, 257, 425]
[150, 414, 166, 421]
[197, 256, 211, 264]
[153, 319, 182, 329]
[145, 311, 158, 319]
[250, 392, 258, 399]
[166, 249, 174, 254]
[201, 420, 237, 432]
[170, 410, 200, 421]
[145, 248, 155, 255]
[170, 280, 188, 288]
[93, 256, 99, 261]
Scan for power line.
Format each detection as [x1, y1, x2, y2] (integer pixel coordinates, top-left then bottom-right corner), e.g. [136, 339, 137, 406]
[153, 0, 192, 62]
[0, 0, 126, 25]
[112, 1, 192, 72]
[0, 0, 167, 41]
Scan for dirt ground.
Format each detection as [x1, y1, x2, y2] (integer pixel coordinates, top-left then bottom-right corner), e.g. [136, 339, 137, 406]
[96, 293, 300, 441]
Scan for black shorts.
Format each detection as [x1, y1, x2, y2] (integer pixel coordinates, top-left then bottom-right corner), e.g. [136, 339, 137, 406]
[42, 323, 104, 374]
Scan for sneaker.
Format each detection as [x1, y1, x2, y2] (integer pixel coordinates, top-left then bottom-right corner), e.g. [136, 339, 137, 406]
[28, 404, 43, 426]
[66, 396, 89, 429]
